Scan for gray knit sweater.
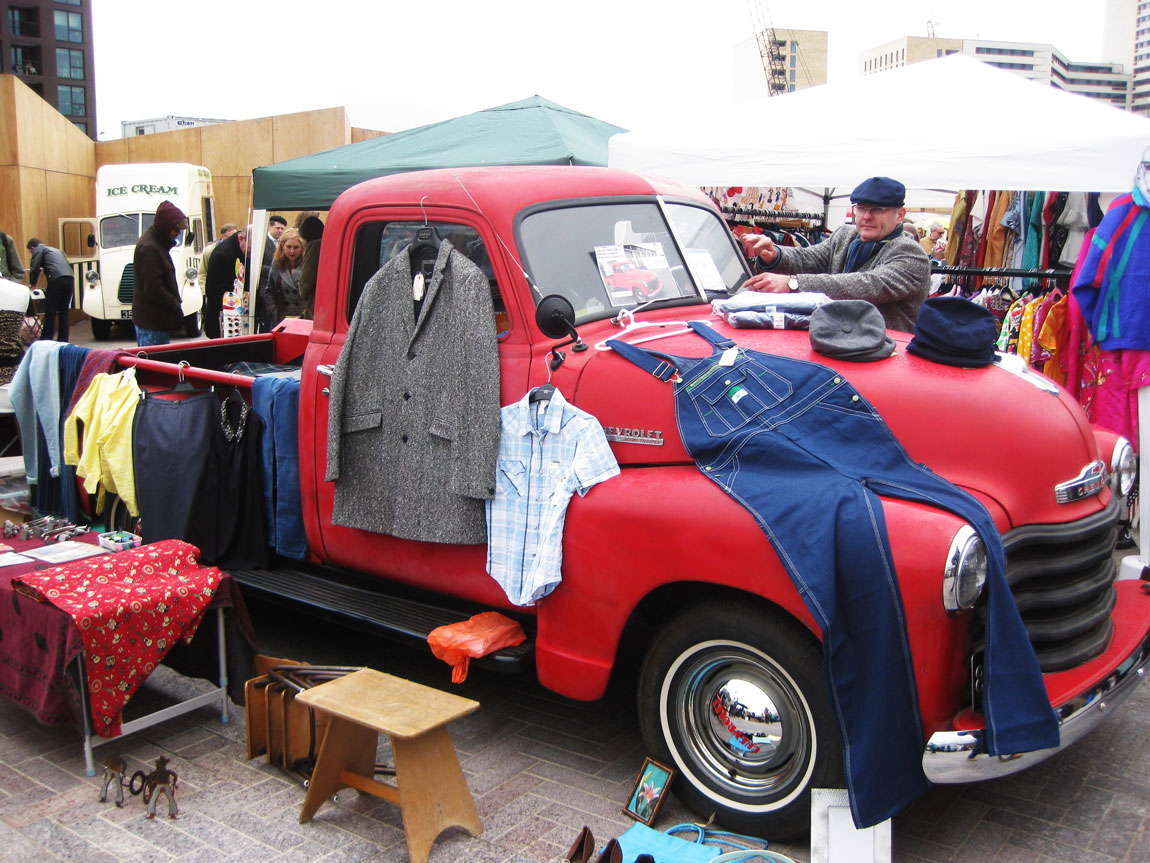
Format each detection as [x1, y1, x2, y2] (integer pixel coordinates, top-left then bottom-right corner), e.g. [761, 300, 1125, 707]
[768, 226, 931, 333]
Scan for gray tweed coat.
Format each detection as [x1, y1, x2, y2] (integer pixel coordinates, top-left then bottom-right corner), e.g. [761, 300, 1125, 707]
[325, 240, 500, 544]
[771, 226, 931, 333]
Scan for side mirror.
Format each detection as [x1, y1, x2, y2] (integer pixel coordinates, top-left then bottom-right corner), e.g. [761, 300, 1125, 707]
[535, 294, 578, 340]
[86, 233, 96, 249]
[531, 294, 584, 354]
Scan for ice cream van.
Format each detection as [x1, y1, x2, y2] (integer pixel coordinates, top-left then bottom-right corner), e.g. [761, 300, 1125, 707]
[81, 163, 215, 339]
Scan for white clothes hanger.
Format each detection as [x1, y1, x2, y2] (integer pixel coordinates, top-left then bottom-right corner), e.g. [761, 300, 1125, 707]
[594, 309, 711, 351]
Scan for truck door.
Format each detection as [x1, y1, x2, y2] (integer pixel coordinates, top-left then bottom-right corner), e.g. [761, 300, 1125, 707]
[304, 213, 529, 606]
[57, 218, 98, 306]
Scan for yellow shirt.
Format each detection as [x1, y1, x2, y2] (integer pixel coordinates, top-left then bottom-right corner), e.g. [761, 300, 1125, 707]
[1015, 296, 1042, 363]
[63, 372, 142, 516]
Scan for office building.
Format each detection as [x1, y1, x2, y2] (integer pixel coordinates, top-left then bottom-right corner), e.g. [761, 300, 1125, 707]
[733, 28, 828, 103]
[1, 0, 95, 137]
[1131, 0, 1150, 113]
[860, 36, 1131, 110]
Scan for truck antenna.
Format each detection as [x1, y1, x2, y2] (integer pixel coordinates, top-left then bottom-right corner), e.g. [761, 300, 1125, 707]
[450, 171, 545, 301]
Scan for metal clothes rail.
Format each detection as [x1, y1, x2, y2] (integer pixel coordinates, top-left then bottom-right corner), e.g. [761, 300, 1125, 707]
[930, 265, 1073, 282]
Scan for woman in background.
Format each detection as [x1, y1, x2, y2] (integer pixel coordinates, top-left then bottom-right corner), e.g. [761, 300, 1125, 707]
[266, 227, 305, 327]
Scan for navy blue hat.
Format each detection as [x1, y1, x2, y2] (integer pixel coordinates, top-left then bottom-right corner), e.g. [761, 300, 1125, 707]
[850, 177, 906, 207]
[906, 297, 998, 368]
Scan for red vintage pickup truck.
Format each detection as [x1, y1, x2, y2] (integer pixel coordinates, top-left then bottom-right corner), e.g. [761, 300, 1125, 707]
[119, 166, 1150, 838]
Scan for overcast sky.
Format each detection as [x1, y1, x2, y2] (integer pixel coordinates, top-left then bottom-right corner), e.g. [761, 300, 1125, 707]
[91, 0, 1110, 141]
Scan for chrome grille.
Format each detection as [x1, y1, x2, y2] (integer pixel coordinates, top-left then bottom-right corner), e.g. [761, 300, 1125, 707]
[973, 496, 1119, 694]
[117, 263, 135, 305]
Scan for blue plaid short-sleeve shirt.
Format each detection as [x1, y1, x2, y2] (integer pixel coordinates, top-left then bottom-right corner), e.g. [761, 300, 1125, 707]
[485, 389, 619, 606]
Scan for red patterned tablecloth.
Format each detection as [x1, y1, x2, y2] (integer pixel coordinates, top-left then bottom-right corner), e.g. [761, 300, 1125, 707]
[0, 534, 256, 737]
[13, 540, 220, 736]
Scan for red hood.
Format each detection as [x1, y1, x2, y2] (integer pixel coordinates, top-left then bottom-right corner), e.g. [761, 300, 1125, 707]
[567, 313, 1105, 530]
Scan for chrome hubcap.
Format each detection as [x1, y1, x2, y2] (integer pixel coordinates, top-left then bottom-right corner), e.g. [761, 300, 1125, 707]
[670, 645, 813, 800]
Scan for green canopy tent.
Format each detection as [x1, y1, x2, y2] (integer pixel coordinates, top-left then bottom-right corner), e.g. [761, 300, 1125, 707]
[251, 95, 627, 211]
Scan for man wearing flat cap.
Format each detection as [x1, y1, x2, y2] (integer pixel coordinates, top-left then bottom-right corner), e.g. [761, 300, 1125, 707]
[740, 177, 931, 332]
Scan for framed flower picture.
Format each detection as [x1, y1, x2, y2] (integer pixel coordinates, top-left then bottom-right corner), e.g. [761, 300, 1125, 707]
[623, 757, 675, 825]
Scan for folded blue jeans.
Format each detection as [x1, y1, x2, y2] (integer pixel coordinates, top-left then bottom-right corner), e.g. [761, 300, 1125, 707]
[608, 321, 1057, 827]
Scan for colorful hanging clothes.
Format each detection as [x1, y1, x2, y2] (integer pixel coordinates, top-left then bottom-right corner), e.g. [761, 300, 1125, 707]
[1015, 296, 1042, 361]
[1022, 193, 1046, 290]
[63, 371, 142, 516]
[983, 190, 1013, 269]
[1037, 293, 1070, 386]
[1072, 187, 1150, 351]
[1028, 289, 1061, 368]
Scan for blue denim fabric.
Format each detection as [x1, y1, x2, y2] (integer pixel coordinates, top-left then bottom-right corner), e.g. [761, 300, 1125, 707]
[607, 322, 1057, 827]
[135, 327, 170, 347]
[56, 344, 88, 523]
[252, 375, 307, 559]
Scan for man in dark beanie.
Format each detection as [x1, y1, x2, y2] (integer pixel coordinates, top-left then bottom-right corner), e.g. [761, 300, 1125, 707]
[26, 238, 74, 341]
[739, 176, 931, 332]
[131, 200, 188, 346]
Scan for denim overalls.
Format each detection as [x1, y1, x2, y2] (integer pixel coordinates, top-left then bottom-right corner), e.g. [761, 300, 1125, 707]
[608, 322, 1058, 827]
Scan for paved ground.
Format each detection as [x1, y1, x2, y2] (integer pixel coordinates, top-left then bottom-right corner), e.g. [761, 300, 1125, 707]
[0, 320, 1144, 861]
[0, 589, 1147, 863]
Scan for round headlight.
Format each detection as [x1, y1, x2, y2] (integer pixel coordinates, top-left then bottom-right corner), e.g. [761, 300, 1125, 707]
[1110, 438, 1136, 498]
[84, 270, 99, 284]
[943, 524, 988, 614]
[185, 267, 199, 281]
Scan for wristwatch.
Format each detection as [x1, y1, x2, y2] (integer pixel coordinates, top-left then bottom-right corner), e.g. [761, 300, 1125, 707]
[787, 276, 799, 292]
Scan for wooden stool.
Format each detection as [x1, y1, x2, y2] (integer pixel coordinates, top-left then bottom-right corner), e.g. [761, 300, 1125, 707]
[296, 668, 482, 863]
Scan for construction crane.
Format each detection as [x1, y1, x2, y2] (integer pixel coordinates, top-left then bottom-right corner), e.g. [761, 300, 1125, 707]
[748, 0, 788, 96]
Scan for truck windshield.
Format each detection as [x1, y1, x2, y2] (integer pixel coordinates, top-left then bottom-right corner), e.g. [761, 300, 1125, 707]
[518, 200, 749, 325]
[100, 212, 157, 249]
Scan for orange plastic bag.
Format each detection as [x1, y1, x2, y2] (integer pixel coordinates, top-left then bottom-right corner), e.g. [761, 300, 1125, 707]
[427, 612, 526, 683]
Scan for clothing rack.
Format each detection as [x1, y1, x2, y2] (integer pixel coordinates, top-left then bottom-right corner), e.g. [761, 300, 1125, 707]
[931, 265, 1073, 283]
[721, 205, 826, 225]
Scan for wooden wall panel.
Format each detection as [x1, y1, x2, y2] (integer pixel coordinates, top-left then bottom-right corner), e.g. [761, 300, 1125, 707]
[0, 78, 17, 167]
[0, 166, 24, 250]
[272, 108, 348, 164]
[125, 126, 203, 165]
[351, 127, 389, 144]
[67, 125, 96, 177]
[40, 101, 70, 175]
[17, 168, 48, 249]
[45, 172, 94, 224]
[13, 84, 46, 171]
[211, 176, 254, 230]
[95, 138, 130, 168]
[4, 101, 370, 263]
[203, 118, 274, 177]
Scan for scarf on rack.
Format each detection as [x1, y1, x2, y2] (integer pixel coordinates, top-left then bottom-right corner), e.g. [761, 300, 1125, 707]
[844, 225, 903, 273]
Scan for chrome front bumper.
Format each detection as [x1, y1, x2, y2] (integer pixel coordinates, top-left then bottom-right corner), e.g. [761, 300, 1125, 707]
[923, 631, 1150, 783]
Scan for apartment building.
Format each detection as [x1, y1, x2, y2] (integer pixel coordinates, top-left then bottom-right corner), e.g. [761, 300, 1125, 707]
[1, 0, 95, 137]
[860, 36, 1131, 110]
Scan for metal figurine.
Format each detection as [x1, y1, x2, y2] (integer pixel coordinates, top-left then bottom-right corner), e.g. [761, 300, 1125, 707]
[142, 755, 178, 819]
[96, 750, 126, 807]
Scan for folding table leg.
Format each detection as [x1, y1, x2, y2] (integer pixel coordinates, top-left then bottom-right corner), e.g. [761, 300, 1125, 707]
[215, 608, 229, 724]
[73, 653, 96, 776]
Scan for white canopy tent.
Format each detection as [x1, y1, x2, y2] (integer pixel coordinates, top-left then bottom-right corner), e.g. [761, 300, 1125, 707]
[609, 53, 1150, 195]
[614, 53, 1150, 578]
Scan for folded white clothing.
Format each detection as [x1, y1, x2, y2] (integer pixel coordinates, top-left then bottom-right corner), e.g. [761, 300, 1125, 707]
[713, 290, 832, 315]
